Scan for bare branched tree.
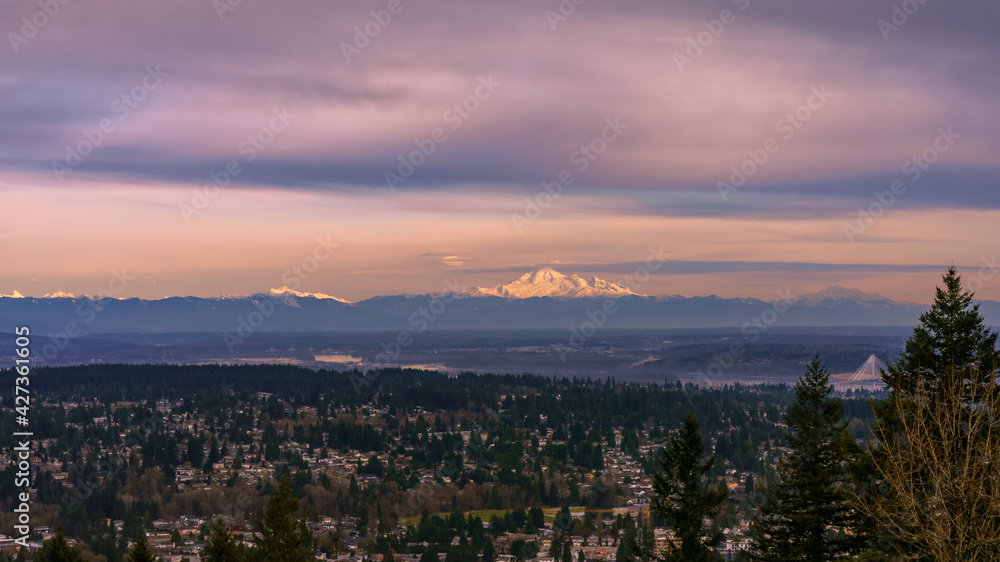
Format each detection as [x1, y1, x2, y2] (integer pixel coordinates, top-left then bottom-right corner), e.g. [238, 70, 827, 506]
[861, 368, 1000, 561]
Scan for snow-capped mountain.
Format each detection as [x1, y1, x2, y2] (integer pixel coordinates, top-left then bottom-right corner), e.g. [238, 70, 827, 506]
[42, 291, 78, 299]
[268, 286, 352, 303]
[468, 268, 638, 298]
[0, 290, 24, 298]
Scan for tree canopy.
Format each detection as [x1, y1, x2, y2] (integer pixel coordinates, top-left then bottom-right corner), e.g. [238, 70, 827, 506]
[649, 412, 726, 561]
[750, 355, 860, 560]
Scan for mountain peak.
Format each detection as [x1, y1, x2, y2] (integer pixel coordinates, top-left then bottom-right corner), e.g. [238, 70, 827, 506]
[43, 291, 78, 299]
[469, 268, 638, 299]
[801, 285, 891, 304]
[1, 290, 25, 298]
[268, 286, 352, 303]
[517, 267, 569, 284]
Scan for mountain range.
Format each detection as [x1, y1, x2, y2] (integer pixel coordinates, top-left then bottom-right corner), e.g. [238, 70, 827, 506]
[2, 268, 998, 335]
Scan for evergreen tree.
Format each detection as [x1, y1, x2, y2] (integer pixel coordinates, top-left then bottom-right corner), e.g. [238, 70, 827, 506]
[648, 412, 726, 561]
[883, 266, 1000, 397]
[749, 354, 859, 560]
[187, 434, 204, 468]
[866, 267, 1000, 558]
[482, 540, 495, 562]
[640, 516, 655, 561]
[617, 516, 638, 562]
[126, 535, 156, 562]
[549, 530, 566, 557]
[202, 519, 245, 562]
[34, 526, 84, 562]
[253, 473, 316, 561]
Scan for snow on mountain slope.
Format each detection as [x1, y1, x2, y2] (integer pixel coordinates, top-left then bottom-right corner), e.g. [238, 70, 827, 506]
[468, 268, 638, 299]
[0, 290, 25, 298]
[268, 286, 353, 303]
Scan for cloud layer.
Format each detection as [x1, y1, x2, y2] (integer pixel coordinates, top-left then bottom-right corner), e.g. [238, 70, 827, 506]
[1, 0, 998, 301]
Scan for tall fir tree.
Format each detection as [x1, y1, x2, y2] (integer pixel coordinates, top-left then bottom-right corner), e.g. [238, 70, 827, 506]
[866, 267, 1000, 558]
[749, 354, 860, 560]
[34, 526, 84, 562]
[125, 535, 156, 562]
[419, 550, 440, 562]
[253, 473, 316, 561]
[202, 519, 245, 562]
[617, 516, 638, 562]
[882, 265, 1000, 396]
[482, 539, 495, 562]
[648, 412, 727, 562]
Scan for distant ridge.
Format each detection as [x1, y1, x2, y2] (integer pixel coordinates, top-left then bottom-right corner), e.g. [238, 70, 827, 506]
[800, 285, 892, 305]
[0, 281, 939, 305]
[1, 281, 995, 334]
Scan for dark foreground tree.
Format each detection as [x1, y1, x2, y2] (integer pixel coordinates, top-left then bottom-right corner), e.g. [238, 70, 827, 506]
[648, 412, 726, 561]
[202, 518, 246, 562]
[419, 550, 440, 562]
[862, 267, 1000, 560]
[34, 526, 84, 562]
[882, 265, 1000, 398]
[254, 473, 316, 561]
[617, 516, 638, 562]
[125, 535, 156, 562]
[749, 354, 861, 560]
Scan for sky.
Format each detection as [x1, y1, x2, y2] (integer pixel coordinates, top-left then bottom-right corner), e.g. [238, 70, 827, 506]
[1, 0, 999, 303]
